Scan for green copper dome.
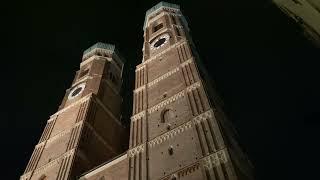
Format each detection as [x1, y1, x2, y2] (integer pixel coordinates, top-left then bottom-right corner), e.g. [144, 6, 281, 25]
[83, 42, 115, 55]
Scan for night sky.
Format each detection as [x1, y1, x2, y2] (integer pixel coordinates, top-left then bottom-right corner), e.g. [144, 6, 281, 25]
[2, 0, 320, 179]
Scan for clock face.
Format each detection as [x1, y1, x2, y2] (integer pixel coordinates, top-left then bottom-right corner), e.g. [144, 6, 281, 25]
[68, 83, 86, 100]
[150, 34, 170, 50]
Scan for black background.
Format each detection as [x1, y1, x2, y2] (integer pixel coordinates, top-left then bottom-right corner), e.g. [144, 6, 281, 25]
[2, 0, 319, 179]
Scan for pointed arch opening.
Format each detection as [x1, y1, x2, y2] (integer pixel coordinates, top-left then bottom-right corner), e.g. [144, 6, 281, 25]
[160, 108, 175, 123]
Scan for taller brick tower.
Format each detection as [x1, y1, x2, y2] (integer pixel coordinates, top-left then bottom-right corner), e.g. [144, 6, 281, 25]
[127, 2, 253, 180]
[20, 43, 128, 180]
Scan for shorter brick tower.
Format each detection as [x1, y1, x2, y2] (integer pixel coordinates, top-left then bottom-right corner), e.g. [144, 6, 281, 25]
[20, 43, 128, 180]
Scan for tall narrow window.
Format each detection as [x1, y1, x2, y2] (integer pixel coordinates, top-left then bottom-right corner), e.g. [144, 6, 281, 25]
[79, 69, 89, 78]
[175, 27, 181, 36]
[171, 15, 176, 24]
[153, 23, 163, 33]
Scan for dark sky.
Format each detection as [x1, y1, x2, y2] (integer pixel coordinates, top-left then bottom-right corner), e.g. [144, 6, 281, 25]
[2, 0, 319, 179]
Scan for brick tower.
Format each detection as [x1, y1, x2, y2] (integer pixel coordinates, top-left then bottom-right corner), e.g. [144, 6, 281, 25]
[20, 43, 128, 180]
[127, 2, 254, 180]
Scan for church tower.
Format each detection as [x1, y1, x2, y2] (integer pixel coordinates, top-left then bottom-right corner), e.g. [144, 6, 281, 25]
[128, 2, 253, 180]
[20, 43, 128, 180]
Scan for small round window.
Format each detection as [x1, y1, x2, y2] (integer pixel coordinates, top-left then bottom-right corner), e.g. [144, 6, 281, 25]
[71, 87, 82, 96]
[154, 38, 166, 48]
[68, 83, 85, 100]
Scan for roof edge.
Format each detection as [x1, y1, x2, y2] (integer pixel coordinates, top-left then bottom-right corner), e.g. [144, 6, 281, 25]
[143, 1, 180, 30]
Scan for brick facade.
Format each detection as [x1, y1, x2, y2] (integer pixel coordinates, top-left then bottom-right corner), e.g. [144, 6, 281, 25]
[21, 2, 253, 180]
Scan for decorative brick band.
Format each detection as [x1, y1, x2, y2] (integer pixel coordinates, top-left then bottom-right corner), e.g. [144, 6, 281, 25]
[148, 90, 185, 114]
[48, 122, 82, 145]
[128, 144, 145, 157]
[148, 121, 193, 148]
[20, 149, 76, 180]
[180, 58, 192, 67]
[131, 110, 146, 122]
[148, 109, 212, 148]
[147, 81, 201, 114]
[135, 64, 146, 72]
[148, 67, 180, 87]
[133, 85, 146, 93]
[161, 163, 200, 180]
[36, 120, 84, 149]
[186, 82, 201, 91]
[193, 109, 213, 124]
[202, 148, 228, 169]
[34, 149, 75, 175]
[134, 57, 193, 93]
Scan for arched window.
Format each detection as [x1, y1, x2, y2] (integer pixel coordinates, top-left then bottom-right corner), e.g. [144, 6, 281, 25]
[161, 109, 174, 123]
